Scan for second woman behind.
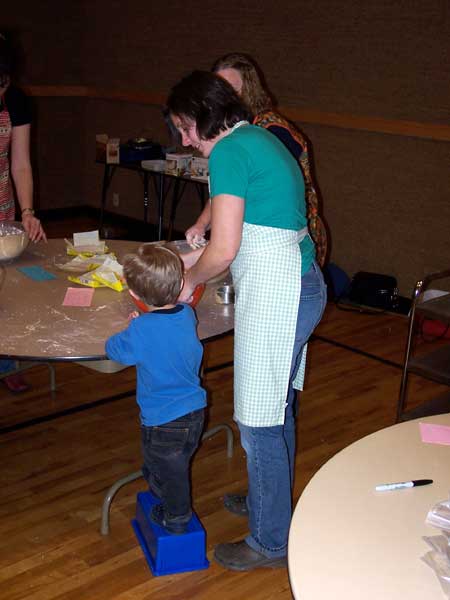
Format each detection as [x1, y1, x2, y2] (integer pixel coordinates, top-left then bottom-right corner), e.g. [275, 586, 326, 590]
[186, 52, 327, 266]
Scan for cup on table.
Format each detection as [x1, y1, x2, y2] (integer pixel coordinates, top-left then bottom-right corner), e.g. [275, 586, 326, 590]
[215, 284, 235, 305]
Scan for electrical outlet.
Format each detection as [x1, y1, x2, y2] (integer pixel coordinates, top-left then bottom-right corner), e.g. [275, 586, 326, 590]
[112, 192, 120, 207]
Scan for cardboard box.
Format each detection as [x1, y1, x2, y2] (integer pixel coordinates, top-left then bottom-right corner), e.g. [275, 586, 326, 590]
[95, 134, 108, 162]
[165, 153, 192, 176]
[106, 138, 120, 164]
[189, 157, 209, 179]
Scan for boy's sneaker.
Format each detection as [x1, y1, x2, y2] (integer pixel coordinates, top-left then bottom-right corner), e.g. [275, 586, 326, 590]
[150, 504, 190, 535]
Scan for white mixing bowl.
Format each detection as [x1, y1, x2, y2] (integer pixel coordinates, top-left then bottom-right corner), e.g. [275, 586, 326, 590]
[0, 221, 29, 261]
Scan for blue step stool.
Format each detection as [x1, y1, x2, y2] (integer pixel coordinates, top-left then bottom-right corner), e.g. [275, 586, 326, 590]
[132, 491, 209, 576]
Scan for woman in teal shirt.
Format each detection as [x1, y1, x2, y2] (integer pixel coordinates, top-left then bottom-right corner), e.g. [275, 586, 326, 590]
[166, 71, 326, 571]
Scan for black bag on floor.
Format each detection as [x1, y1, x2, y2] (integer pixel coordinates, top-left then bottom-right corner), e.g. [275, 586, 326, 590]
[348, 271, 399, 310]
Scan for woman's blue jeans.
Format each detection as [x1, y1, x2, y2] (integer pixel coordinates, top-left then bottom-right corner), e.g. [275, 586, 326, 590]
[237, 261, 327, 558]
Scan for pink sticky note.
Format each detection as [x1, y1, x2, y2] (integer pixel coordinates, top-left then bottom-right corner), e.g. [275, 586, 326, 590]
[63, 287, 95, 307]
[420, 422, 450, 445]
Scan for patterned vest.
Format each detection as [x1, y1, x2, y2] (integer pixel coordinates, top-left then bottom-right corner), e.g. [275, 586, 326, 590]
[253, 110, 327, 266]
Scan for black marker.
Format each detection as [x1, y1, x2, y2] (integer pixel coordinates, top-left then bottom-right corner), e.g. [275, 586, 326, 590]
[375, 479, 433, 492]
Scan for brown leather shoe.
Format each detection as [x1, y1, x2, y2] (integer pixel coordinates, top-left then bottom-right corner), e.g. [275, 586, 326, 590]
[214, 540, 287, 571]
[223, 493, 248, 517]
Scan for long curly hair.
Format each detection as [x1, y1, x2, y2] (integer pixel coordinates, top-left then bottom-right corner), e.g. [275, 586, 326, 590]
[212, 53, 273, 116]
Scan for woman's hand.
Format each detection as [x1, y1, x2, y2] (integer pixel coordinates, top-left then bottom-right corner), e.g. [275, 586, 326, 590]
[185, 204, 211, 247]
[185, 223, 206, 248]
[22, 213, 47, 242]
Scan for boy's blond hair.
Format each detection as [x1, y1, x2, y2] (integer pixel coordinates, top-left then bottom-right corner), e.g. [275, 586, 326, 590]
[123, 244, 183, 307]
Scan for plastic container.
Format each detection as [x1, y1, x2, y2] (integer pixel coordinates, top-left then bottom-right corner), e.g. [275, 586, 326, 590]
[165, 153, 192, 176]
[132, 491, 209, 576]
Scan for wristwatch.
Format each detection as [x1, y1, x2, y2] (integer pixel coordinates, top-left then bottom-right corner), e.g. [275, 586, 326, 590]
[21, 208, 35, 216]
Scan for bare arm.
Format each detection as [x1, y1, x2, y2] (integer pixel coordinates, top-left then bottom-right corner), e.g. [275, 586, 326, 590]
[10, 124, 46, 242]
[185, 202, 211, 245]
[179, 194, 244, 301]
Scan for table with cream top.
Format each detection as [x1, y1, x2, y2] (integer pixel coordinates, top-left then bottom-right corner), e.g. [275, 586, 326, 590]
[0, 238, 235, 534]
[288, 414, 450, 600]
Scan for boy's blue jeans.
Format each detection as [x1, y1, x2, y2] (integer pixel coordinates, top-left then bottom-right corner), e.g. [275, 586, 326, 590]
[237, 261, 327, 558]
[141, 408, 205, 525]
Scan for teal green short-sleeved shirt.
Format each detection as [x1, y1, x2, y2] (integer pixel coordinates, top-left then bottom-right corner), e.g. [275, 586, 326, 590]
[209, 124, 315, 273]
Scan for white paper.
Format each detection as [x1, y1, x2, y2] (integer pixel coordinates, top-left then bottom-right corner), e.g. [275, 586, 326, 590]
[73, 230, 100, 247]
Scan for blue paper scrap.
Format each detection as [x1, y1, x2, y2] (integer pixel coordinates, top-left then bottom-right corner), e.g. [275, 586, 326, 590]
[17, 266, 57, 281]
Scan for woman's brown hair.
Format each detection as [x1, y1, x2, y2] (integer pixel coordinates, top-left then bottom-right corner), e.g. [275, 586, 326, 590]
[166, 70, 250, 141]
[212, 53, 273, 116]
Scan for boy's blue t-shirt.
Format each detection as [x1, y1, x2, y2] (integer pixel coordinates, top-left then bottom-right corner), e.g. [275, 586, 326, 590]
[105, 304, 206, 426]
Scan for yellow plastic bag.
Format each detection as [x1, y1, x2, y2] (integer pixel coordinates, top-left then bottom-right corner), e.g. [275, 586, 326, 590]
[90, 257, 126, 292]
[68, 272, 106, 288]
[65, 238, 109, 257]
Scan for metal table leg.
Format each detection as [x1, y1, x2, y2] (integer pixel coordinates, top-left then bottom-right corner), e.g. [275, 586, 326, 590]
[150, 172, 171, 241]
[100, 423, 234, 535]
[157, 172, 164, 241]
[0, 361, 57, 392]
[201, 424, 234, 458]
[167, 178, 186, 241]
[99, 164, 115, 231]
[100, 470, 143, 535]
[143, 171, 150, 226]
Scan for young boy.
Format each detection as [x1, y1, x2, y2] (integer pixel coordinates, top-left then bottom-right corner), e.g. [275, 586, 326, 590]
[105, 244, 206, 534]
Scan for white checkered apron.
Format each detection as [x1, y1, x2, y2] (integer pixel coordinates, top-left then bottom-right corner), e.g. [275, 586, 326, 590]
[231, 223, 308, 427]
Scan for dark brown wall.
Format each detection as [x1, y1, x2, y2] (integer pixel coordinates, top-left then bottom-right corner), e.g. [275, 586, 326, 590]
[3, 1, 450, 294]
[3, 3, 84, 84]
[83, 1, 450, 122]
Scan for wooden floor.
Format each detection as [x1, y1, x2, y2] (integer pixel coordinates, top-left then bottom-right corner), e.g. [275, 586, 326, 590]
[1, 214, 448, 599]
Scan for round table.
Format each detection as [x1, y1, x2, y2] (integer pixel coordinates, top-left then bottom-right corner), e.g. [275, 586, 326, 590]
[0, 238, 236, 534]
[0, 238, 234, 361]
[288, 414, 450, 600]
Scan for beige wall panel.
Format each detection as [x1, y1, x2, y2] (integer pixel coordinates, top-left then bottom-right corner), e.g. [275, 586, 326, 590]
[298, 122, 450, 294]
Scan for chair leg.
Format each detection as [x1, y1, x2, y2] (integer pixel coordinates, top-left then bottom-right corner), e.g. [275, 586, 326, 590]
[397, 371, 409, 423]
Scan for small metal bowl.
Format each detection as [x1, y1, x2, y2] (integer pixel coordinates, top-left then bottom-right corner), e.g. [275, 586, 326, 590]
[215, 284, 235, 305]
